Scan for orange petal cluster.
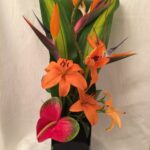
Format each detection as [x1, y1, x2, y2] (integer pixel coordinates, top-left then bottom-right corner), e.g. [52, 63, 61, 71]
[70, 89, 102, 125]
[42, 58, 87, 97]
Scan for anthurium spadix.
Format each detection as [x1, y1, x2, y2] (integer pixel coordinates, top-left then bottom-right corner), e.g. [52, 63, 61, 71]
[36, 97, 80, 142]
[74, 0, 111, 33]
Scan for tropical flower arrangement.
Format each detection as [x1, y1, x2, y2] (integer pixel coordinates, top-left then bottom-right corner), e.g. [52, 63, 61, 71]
[24, 0, 135, 145]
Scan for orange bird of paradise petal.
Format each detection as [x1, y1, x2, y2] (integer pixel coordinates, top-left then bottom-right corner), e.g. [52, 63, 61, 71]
[50, 3, 60, 40]
[70, 89, 102, 125]
[103, 91, 123, 131]
[109, 51, 136, 63]
[72, 0, 78, 6]
[90, 0, 102, 11]
[41, 58, 87, 97]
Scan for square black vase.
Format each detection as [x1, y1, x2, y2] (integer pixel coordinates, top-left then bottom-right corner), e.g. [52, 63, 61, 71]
[51, 123, 91, 150]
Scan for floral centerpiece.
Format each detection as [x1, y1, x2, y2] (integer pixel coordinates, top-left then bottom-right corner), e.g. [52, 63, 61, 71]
[24, 0, 135, 149]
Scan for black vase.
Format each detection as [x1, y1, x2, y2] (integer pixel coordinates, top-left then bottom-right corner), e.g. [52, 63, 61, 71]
[51, 122, 92, 150]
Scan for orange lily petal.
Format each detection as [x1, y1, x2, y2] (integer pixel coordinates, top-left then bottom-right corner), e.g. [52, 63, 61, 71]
[83, 105, 98, 125]
[68, 64, 83, 73]
[89, 67, 98, 87]
[93, 104, 102, 110]
[59, 79, 70, 97]
[106, 110, 122, 130]
[112, 112, 122, 128]
[45, 62, 60, 72]
[57, 58, 73, 67]
[41, 70, 61, 89]
[50, 3, 60, 39]
[106, 117, 115, 131]
[90, 0, 102, 11]
[70, 100, 83, 112]
[66, 72, 87, 90]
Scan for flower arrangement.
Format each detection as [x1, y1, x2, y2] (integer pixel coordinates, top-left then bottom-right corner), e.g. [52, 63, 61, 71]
[24, 0, 135, 145]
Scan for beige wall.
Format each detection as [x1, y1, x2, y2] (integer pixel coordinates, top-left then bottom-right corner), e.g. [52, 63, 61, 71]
[0, 0, 150, 150]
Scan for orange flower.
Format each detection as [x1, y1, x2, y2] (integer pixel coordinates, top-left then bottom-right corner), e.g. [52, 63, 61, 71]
[42, 58, 87, 97]
[85, 35, 109, 87]
[50, 3, 60, 40]
[70, 89, 102, 125]
[104, 91, 124, 131]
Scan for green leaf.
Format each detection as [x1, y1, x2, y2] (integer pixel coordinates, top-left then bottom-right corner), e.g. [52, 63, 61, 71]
[23, 16, 59, 60]
[74, 0, 110, 33]
[39, 0, 78, 60]
[46, 85, 59, 97]
[95, 89, 102, 99]
[78, 0, 120, 58]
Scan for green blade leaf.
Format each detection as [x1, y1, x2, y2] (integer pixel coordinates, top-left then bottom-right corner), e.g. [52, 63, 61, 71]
[23, 16, 59, 60]
[33, 11, 51, 37]
[78, 0, 120, 58]
[39, 0, 78, 60]
[74, 0, 110, 33]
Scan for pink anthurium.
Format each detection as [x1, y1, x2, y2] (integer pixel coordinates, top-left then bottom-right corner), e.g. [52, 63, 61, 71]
[36, 97, 80, 143]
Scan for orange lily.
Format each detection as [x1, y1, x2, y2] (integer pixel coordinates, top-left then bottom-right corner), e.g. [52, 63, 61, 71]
[85, 34, 109, 87]
[70, 89, 102, 125]
[42, 58, 87, 97]
[50, 3, 60, 40]
[104, 91, 124, 131]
